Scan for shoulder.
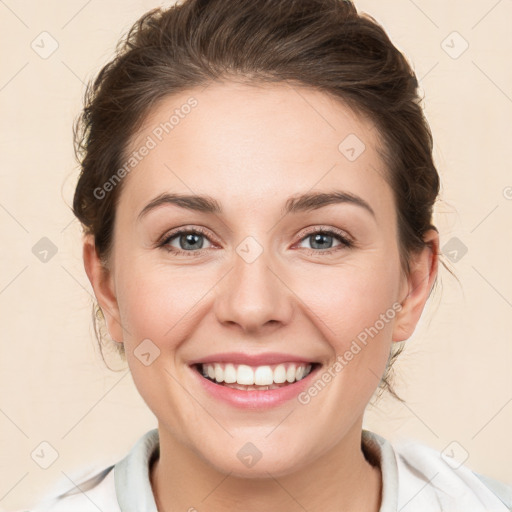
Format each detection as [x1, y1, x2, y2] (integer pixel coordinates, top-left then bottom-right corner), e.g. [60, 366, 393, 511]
[391, 435, 512, 511]
[22, 464, 119, 511]
[473, 471, 512, 509]
[23, 428, 160, 512]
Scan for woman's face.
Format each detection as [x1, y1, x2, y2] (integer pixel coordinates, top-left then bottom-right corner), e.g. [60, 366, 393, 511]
[86, 81, 436, 477]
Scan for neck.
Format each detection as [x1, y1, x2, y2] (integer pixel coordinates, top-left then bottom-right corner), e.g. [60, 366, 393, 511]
[150, 421, 382, 512]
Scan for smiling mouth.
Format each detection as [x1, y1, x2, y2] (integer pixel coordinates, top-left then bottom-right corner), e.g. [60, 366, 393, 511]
[193, 362, 320, 391]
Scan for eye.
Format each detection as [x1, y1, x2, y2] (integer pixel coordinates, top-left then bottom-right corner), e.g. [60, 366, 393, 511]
[158, 226, 214, 256]
[157, 225, 353, 257]
[296, 227, 353, 254]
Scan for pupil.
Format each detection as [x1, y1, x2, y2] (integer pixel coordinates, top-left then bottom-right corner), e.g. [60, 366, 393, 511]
[182, 233, 203, 250]
[311, 233, 332, 249]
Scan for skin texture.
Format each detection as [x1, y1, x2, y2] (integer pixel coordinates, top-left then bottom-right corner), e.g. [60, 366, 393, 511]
[83, 80, 439, 512]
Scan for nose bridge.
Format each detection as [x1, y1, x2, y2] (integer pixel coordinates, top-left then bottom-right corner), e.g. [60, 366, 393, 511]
[214, 234, 292, 332]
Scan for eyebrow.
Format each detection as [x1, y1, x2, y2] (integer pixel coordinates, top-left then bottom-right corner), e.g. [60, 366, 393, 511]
[137, 190, 376, 221]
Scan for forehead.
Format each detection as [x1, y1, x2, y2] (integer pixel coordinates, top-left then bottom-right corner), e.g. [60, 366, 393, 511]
[118, 80, 393, 222]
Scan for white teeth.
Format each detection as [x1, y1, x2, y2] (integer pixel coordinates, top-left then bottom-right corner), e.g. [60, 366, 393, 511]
[237, 364, 254, 385]
[199, 362, 314, 387]
[214, 363, 224, 383]
[286, 365, 296, 383]
[254, 366, 274, 386]
[224, 363, 237, 384]
[273, 364, 287, 383]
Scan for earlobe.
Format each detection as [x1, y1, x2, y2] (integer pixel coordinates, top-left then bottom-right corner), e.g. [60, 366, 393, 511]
[82, 234, 124, 343]
[391, 229, 439, 342]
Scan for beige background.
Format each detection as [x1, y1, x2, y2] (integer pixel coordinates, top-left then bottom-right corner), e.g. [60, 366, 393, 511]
[1, 0, 511, 509]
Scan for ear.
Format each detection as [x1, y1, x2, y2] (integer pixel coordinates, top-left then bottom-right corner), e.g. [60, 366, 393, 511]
[392, 228, 439, 342]
[82, 234, 125, 343]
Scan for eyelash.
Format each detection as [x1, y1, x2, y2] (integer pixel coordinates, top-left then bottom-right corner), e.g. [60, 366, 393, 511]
[157, 225, 354, 257]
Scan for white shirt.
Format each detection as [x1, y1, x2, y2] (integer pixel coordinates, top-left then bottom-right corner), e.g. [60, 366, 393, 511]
[21, 428, 512, 511]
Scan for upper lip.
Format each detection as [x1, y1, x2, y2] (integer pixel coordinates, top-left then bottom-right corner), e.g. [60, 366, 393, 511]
[189, 352, 319, 366]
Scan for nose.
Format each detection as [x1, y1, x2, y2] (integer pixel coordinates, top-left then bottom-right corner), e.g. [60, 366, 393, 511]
[213, 244, 294, 335]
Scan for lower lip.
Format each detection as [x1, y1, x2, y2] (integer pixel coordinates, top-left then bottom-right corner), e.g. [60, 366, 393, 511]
[189, 364, 321, 409]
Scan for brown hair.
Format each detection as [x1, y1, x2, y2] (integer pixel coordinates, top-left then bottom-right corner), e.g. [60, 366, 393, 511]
[72, 0, 453, 401]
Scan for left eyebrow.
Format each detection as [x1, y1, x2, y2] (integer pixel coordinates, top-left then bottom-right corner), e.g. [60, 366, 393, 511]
[283, 191, 376, 218]
[137, 190, 376, 221]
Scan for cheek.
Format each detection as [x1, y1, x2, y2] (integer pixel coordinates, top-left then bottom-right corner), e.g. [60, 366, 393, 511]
[289, 258, 401, 406]
[113, 262, 212, 431]
[116, 261, 216, 346]
[293, 259, 400, 345]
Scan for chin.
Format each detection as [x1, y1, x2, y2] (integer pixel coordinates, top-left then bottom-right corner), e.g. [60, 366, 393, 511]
[209, 455, 303, 480]
[194, 435, 316, 480]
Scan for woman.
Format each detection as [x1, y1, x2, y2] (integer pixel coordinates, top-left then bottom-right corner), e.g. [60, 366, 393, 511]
[27, 0, 512, 510]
